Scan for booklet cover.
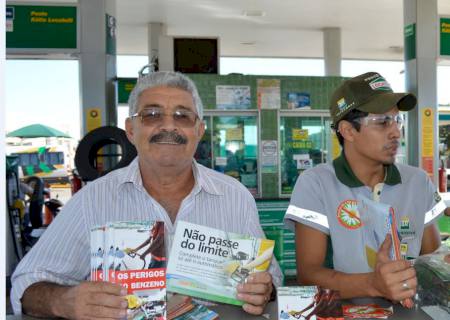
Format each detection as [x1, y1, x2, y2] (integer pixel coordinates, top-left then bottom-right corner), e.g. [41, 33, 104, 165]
[277, 286, 343, 320]
[166, 221, 274, 306]
[167, 295, 218, 320]
[357, 196, 413, 308]
[90, 225, 105, 281]
[91, 221, 167, 320]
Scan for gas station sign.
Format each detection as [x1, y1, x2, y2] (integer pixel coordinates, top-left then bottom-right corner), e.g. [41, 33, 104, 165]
[118, 78, 137, 104]
[6, 5, 77, 50]
[441, 17, 450, 57]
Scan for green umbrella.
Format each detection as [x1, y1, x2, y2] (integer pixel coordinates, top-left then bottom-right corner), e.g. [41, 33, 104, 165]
[7, 123, 71, 138]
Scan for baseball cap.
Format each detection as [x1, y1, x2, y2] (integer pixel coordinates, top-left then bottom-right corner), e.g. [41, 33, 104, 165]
[330, 72, 417, 126]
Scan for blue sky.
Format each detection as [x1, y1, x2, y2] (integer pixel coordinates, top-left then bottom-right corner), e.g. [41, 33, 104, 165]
[6, 59, 81, 138]
[5, 56, 450, 141]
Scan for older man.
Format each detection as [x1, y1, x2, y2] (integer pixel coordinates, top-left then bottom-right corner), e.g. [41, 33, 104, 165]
[12, 71, 282, 319]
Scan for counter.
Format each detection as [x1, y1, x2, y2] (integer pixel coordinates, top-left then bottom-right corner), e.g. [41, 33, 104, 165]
[6, 298, 434, 320]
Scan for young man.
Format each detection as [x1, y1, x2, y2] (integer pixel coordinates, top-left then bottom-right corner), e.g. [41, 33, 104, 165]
[12, 71, 282, 319]
[284, 72, 444, 302]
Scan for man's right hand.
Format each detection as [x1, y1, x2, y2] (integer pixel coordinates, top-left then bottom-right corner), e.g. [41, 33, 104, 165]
[54, 282, 128, 319]
[22, 281, 128, 319]
[371, 235, 417, 302]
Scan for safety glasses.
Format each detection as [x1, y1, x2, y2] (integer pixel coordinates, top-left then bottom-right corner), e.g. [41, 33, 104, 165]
[354, 114, 405, 130]
[131, 107, 199, 128]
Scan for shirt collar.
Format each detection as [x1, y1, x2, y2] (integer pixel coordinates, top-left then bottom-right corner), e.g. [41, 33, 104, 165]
[119, 157, 223, 196]
[333, 152, 402, 187]
[118, 157, 143, 188]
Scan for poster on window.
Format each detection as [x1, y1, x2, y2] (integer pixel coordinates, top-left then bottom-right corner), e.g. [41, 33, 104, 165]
[257, 79, 280, 110]
[216, 85, 251, 110]
[261, 140, 278, 173]
[287, 92, 311, 109]
[293, 154, 313, 170]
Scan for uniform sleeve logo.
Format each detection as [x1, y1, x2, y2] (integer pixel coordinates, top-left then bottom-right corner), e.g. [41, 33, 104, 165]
[369, 77, 392, 91]
[302, 214, 318, 221]
[337, 199, 362, 229]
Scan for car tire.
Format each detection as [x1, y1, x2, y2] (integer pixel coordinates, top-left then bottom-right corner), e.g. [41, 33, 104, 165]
[75, 126, 137, 181]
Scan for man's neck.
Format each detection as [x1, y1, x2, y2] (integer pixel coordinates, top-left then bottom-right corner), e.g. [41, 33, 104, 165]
[344, 148, 385, 189]
[139, 159, 196, 222]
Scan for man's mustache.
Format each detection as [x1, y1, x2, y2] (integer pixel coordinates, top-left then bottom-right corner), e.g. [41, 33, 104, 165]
[149, 131, 188, 144]
[383, 140, 400, 150]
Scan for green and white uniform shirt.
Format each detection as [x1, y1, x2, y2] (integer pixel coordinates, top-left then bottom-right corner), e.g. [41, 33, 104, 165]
[284, 154, 446, 274]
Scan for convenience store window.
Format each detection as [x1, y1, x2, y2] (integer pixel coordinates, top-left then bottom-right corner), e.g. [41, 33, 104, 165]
[195, 113, 259, 196]
[194, 116, 212, 168]
[280, 113, 330, 195]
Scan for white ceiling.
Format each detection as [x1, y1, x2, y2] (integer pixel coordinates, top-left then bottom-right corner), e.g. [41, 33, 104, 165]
[115, 0, 450, 60]
[9, 0, 450, 61]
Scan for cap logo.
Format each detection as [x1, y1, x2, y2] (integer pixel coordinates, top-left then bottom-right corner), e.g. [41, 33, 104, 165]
[337, 98, 347, 111]
[335, 98, 355, 118]
[369, 77, 391, 91]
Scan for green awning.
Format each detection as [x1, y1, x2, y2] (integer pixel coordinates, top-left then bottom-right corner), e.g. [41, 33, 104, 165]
[7, 124, 71, 138]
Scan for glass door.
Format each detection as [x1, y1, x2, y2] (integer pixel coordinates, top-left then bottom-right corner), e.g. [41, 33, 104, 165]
[279, 111, 330, 196]
[195, 111, 259, 196]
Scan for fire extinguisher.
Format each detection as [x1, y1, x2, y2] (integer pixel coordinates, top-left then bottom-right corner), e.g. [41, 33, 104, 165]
[439, 159, 447, 192]
[71, 170, 83, 195]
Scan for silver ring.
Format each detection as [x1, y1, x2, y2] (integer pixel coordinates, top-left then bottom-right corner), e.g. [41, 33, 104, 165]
[402, 281, 409, 290]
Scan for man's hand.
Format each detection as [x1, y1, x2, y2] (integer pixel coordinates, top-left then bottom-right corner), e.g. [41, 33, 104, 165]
[371, 235, 417, 302]
[54, 281, 128, 319]
[236, 271, 273, 315]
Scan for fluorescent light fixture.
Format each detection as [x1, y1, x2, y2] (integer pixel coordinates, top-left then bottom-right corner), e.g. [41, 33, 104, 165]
[242, 10, 266, 17]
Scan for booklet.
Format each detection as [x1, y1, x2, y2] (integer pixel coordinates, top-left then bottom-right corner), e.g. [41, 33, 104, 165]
[90, 221, 167, 320]
[357, 195, 413, 308]
[167, 295, 218, 320]
[277, 286, 343, 320]
[90, 225, 105, 282]
[166, 221, 274, 306]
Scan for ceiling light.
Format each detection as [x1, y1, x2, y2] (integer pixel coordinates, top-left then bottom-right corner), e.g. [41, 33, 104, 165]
[243, 10, 265, 17]
[389, 46, 404, 53]
[240, 42, 256, 46]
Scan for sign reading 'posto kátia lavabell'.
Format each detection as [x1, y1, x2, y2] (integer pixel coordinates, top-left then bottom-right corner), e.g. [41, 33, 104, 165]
[6, 5, 77, 50]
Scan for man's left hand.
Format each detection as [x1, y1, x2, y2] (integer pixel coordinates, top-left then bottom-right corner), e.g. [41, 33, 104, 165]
[236, 271, 273, 315]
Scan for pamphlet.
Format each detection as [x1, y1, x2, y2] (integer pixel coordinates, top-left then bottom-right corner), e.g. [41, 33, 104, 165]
[357, 195, 414, 308]
[91, 221, 166, 320]
[90, 225, 105, 281]
[167, 295, 218, 320]
[167, 221, 274, 305]
[277, 286, 343, 320]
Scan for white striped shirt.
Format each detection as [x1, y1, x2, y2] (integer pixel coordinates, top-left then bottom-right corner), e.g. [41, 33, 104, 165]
[11, 157, 283, 314]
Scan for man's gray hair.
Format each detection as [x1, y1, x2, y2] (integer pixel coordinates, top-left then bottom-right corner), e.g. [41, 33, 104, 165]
[128, 71, 204, 119]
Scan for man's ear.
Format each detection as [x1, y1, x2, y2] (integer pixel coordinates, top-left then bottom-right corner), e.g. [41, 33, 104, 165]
[197, 121, 206, 139]
[125, 117, 135, 145]
[338, 120, 356, 143]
